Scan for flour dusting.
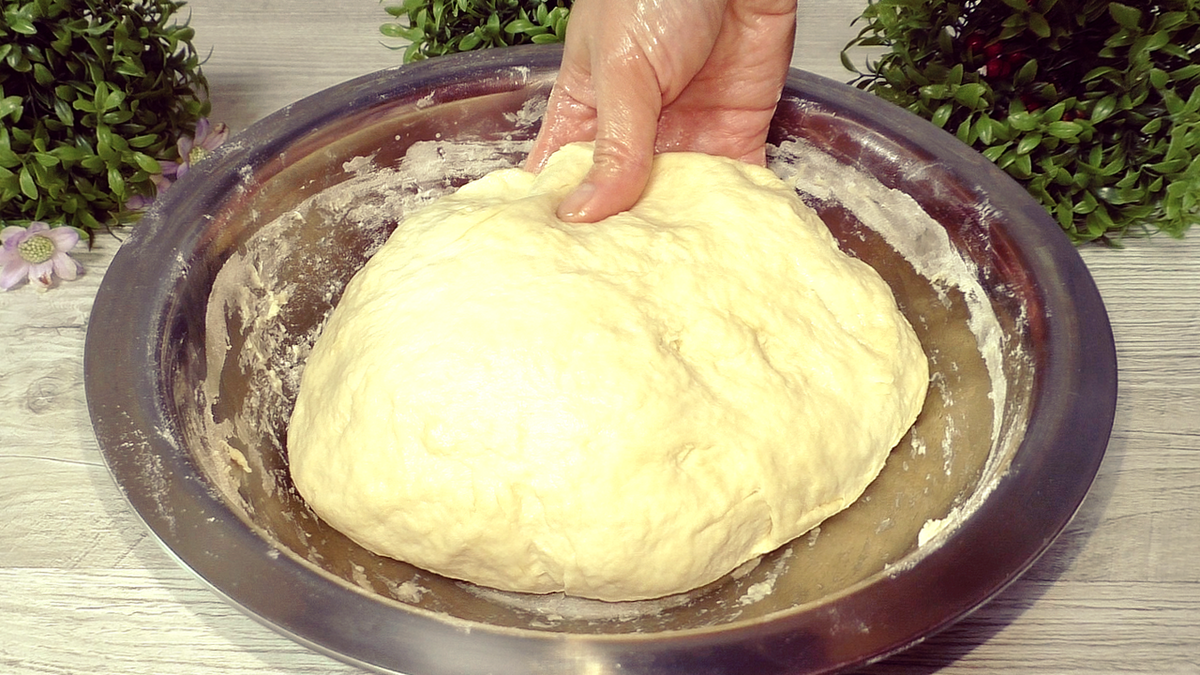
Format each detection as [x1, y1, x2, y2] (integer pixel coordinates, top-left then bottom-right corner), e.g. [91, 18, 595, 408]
[195, 132, 1027, 620]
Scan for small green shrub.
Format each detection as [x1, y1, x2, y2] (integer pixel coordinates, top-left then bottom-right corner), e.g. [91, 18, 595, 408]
[380, 0, 571, 63]
[844, 0, 1200, 244]
[1, 0, 210, 239]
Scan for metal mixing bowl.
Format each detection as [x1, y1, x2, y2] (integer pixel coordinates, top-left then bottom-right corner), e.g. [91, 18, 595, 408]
[85, 46, 1116, 674]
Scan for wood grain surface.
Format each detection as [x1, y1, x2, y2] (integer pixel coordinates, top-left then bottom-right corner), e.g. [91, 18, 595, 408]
[2, 1, 1197, 674]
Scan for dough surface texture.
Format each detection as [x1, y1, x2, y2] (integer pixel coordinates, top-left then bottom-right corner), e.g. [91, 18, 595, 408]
[288, 143, 928, 602]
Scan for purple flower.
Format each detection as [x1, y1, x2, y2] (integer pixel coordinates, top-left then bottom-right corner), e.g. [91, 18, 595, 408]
[0, 222, 84, 290]
[160, 118, 230, 183]
[126, 119, 229, 211]
[124, 173, 173, 211]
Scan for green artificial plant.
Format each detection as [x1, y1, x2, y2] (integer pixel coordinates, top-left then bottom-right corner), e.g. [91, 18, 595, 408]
[380, 0, 571, 63]
[1, 0, 210, 240]
[844, 0, 1200, 244]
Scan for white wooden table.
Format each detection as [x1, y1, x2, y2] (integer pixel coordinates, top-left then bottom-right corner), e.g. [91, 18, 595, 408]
[2, 2, 1198, 673]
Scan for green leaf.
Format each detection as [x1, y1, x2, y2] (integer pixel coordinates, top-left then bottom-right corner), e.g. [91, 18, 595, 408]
[127, 134, 159, 149]
[1046, 120, 1084, 138]
[0, 95, 23, 120]
[0, 147, 19, 169]
[504, 18, 537, 34]
[956, 115, 976, 144]
[1090, 95, 1117, 124]
[5, 15, 37, 36]
[1108, 3, 1143, 30]
[114, 58, 147, 78]
[953, 82, 988, 109]
[931, 103, 953, 128]
[19, 165, 38, 199]
[1082, 66, 1120, 84]
[131, 152, 160, 174]
[946, 63, 964, 87]
[101, 109, 135, 125]
[107, 166, 126, 197]
[380, 23, 423, 40]
[1132, 30, 1170, 55]
[1014, 58, 1038, 87]
[920, 84, 951, 100]
[1174, 64, 1200, 84]
[1017, 133, 1043, 155]
[51, 97, 74, 126]
[1153, 11, 1188, 32]
[1073, 191, 1099, 214]
[982, 144, 1008, 161]
[1149, 68, 1169, 90]
[33, 63, 56, 86]
[459, 32, 481, 50]
[1010, 153, 1033, 179]
[1027, 12, 1051, 38]
[1055, 199, 1073, 229]
[1008, 110, 1040, 132]
[975, 115, 998, 145]
[102, 88, 126, 112]
[50, 145, 87, 162]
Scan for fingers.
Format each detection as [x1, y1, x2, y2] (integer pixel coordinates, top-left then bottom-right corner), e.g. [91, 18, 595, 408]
[528, 0, 664, 222]
[525, 68, 598, 173]
[525, 0, 608, 174]
[557, 46, 663, 222]
[656, 0, 796, 163]
[529, 0, 787, 223]
[555, 0, 721, 222]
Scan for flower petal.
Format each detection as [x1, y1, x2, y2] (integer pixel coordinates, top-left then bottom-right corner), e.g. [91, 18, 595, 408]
[202, 122, 230, 151]
[194, 118, 211, 140]
[44, 226, 80, 252]
[151, 173, 173, 192]
[51, 252, 82, 281]
[1, 258, 29, 290]
[1, 225, 27, 244]
[125, 194, 154, 210]
[27, 221, 50, 234]
[177, 136, 194, 161]
[28, 260, 54, 287]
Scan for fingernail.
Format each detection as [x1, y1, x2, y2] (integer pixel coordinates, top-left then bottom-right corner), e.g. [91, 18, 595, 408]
[558, 182, 596, 221]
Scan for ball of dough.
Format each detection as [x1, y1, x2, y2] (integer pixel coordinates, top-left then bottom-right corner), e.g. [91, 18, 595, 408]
[287, 143, 928, 602]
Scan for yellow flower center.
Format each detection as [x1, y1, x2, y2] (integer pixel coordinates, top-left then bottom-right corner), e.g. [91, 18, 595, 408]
[17, 234, 54, 264]
[189, 145, 210, 166]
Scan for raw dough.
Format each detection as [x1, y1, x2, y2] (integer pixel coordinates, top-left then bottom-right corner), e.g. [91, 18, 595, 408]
[287, 142, 928, 602]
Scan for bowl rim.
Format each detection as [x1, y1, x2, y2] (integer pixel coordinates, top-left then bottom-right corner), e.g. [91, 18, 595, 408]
[85, 44, 1117, 675]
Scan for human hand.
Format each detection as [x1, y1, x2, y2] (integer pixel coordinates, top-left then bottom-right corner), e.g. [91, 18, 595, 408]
[525, 0, 798, 222]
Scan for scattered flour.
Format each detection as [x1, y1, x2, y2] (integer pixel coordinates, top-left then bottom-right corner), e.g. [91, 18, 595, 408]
[194, 130, 1026, 618]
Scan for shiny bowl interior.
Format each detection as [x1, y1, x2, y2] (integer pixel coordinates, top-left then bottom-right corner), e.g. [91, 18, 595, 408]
[85, 46, 1117, 675]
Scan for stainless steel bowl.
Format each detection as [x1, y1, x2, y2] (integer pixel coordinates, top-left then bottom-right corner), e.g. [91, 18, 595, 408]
[85, 46, 1117, 674]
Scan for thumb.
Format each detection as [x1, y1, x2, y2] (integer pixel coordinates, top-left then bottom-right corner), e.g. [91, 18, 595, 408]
[556, 140, 654, 223]
[557, 57, 661, 223]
